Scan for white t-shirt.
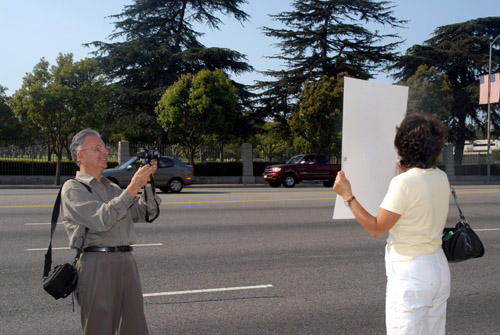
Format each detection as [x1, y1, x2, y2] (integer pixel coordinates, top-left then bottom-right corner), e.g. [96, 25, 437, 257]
[380, 168, 450, 261]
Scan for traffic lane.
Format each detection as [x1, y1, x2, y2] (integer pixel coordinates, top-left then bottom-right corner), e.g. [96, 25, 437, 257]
[12, 190, 499, 300]
[2, 186, 500, 334]
[0, 190, 59, 207]
[5, 197, 388, 334]
[136, 219, 385, 296]
[159, 190, 337, 206]
[6, 187, 500, 291]
[137, 196, 386, 334]
[134, 216, 388, 334]
[138, 196, 500, 334]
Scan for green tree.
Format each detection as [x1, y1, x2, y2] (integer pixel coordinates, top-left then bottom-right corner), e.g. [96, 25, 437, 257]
[255, 0, 406, 127]
[253, 121, 292, 161]
[492, 148, 500, 163]
[402, 65, 453, 121]
[9, 54, 111, 184]
[390, 17, 500, 164]
[155, 70, 240, 164]
[86, 0, 252, 143]
[289, 74, 344, 156]
[0, 86, 24, 144]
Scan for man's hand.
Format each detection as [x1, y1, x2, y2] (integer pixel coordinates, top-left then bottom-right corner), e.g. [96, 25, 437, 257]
[126, 160, 158, 197]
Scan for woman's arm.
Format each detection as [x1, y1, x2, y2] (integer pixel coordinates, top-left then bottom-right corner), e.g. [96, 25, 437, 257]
[334, 171, 401, 238]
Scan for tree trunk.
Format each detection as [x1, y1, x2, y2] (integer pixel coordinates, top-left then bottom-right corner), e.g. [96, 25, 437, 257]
[218, 144, 224, 162]
[47, 143, 52, 162]
[189, 148, 195, 166]
[454, 113, 467, 165]
[55, 153, 62, 185]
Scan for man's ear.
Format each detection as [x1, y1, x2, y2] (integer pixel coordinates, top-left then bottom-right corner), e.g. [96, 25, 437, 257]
[76, 151, 84, 165]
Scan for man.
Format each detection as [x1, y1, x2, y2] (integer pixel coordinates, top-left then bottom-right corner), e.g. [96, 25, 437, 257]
[62, 128, 160, 335]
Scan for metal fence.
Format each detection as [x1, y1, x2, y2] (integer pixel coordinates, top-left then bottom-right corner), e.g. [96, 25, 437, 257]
[0, 142, 119, 162]
[0, 141, 496, 168]
[0, 142, 240, 163]
[128, 143, 242, 162]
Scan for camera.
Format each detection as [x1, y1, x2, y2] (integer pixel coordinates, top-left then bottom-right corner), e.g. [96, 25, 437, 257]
[137, 149, 160, 166]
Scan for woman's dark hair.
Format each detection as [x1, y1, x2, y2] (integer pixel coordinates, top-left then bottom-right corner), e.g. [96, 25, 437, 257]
[394, 113, 448, 169]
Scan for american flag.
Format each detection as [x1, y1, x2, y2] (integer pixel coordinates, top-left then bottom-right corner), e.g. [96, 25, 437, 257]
[479, 73, 500, 104]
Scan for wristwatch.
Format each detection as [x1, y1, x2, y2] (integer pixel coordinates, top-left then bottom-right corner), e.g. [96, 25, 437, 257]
[344, 196, 356, 207]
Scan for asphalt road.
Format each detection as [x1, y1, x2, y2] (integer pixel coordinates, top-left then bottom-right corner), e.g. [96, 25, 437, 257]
[1, 184, 499, 334]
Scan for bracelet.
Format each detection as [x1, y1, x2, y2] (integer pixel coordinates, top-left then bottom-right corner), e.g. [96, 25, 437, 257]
[344, 196, 356, 207]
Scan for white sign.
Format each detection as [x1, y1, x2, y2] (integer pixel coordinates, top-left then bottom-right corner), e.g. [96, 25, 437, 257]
[333, 78, 408, 220]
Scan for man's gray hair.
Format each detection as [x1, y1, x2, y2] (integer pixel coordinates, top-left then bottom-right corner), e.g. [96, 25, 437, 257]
[70, 128, 102, 167]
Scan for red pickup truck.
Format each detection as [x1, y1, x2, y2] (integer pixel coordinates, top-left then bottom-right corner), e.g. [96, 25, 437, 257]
[262, 154, 341, 188]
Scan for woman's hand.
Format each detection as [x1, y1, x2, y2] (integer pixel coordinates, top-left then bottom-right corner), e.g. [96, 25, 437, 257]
[333, 170, 401, 238]
[333, 171, 353, 200]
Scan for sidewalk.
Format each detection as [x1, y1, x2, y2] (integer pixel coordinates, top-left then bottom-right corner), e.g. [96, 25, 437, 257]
[1, 175, 499, 189]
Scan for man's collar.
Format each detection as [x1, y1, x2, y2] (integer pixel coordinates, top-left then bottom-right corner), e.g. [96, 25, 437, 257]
[75, 171, 111, 187]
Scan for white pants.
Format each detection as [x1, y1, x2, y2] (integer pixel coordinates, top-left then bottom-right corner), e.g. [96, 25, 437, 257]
[385, 249, 450, 335]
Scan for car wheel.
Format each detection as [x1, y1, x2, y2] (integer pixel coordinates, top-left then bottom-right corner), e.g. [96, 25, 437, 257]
[159, 186, 169, 193]
[268, 180, 282, 188]
[168, 178, 184, 193]
[283, 174, 296, 188]
[323, 179, 334, 187]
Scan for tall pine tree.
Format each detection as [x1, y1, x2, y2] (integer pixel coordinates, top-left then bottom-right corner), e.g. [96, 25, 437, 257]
[390, 17, 500, 164]
[255, 0, 406, 143]
[255, 0, 406, 125]
[86, 0, 253, 142]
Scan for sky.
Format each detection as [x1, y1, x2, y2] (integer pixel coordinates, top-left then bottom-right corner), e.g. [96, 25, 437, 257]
[1, 0, 499, 96]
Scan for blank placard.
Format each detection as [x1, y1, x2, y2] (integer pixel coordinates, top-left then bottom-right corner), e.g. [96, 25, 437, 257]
[333, 78, 408, 220]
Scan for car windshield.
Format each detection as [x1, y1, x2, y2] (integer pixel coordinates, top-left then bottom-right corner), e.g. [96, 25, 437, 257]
[172, 159, 187, 167]
[286, 155, 305, 164]
[117, 158, 140, 169]
[116, 157, 188, 169]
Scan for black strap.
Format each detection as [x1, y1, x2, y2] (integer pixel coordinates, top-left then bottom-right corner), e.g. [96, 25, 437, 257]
[450, 187, 467, 223]
[43, 180, 91, 278]
[144, 174, 160, 223]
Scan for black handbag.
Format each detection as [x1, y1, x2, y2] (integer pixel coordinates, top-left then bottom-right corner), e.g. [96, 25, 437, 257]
[43, 180, 90, 300]
[442, 187, 485, 262]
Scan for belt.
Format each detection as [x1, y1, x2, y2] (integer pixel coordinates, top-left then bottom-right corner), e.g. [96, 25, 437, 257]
[84, 246, 133, 253]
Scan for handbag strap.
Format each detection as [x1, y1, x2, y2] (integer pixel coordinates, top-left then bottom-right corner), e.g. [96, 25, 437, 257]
[43, 180, 91, 278]
[144, 174, 160, 223]
[450, 187, 467, 223]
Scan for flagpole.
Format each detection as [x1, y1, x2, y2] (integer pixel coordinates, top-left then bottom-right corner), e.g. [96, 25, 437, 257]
[487, 34, 500, 182]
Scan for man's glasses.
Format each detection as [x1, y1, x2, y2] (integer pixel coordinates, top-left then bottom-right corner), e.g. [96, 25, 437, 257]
[80, 145, 109, 153]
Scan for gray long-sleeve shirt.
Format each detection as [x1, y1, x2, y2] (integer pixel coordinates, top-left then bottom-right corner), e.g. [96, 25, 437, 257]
[61, 171, 161, 249]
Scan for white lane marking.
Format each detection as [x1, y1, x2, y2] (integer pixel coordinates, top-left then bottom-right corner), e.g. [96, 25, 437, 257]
[25, 222, 56, 226]
[29, 247, 71, 251]
[475, 228, 500, 231]
[143, 284, 273, 297]
[25, 243, 163, 251]
[133, 243, 163, 247]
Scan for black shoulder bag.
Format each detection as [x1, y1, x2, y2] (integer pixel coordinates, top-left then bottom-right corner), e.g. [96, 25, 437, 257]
[442, 187, 485, 262]
[43, 180, 90, 300]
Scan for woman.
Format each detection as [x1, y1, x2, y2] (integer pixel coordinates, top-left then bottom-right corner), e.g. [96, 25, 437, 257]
[334, 113, 450, 335]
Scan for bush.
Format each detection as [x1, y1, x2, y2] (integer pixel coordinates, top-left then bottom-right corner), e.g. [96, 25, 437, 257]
[455, 164, 500, 175]
[193, 162, 242, 176]
[0, 161, 118, 175]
